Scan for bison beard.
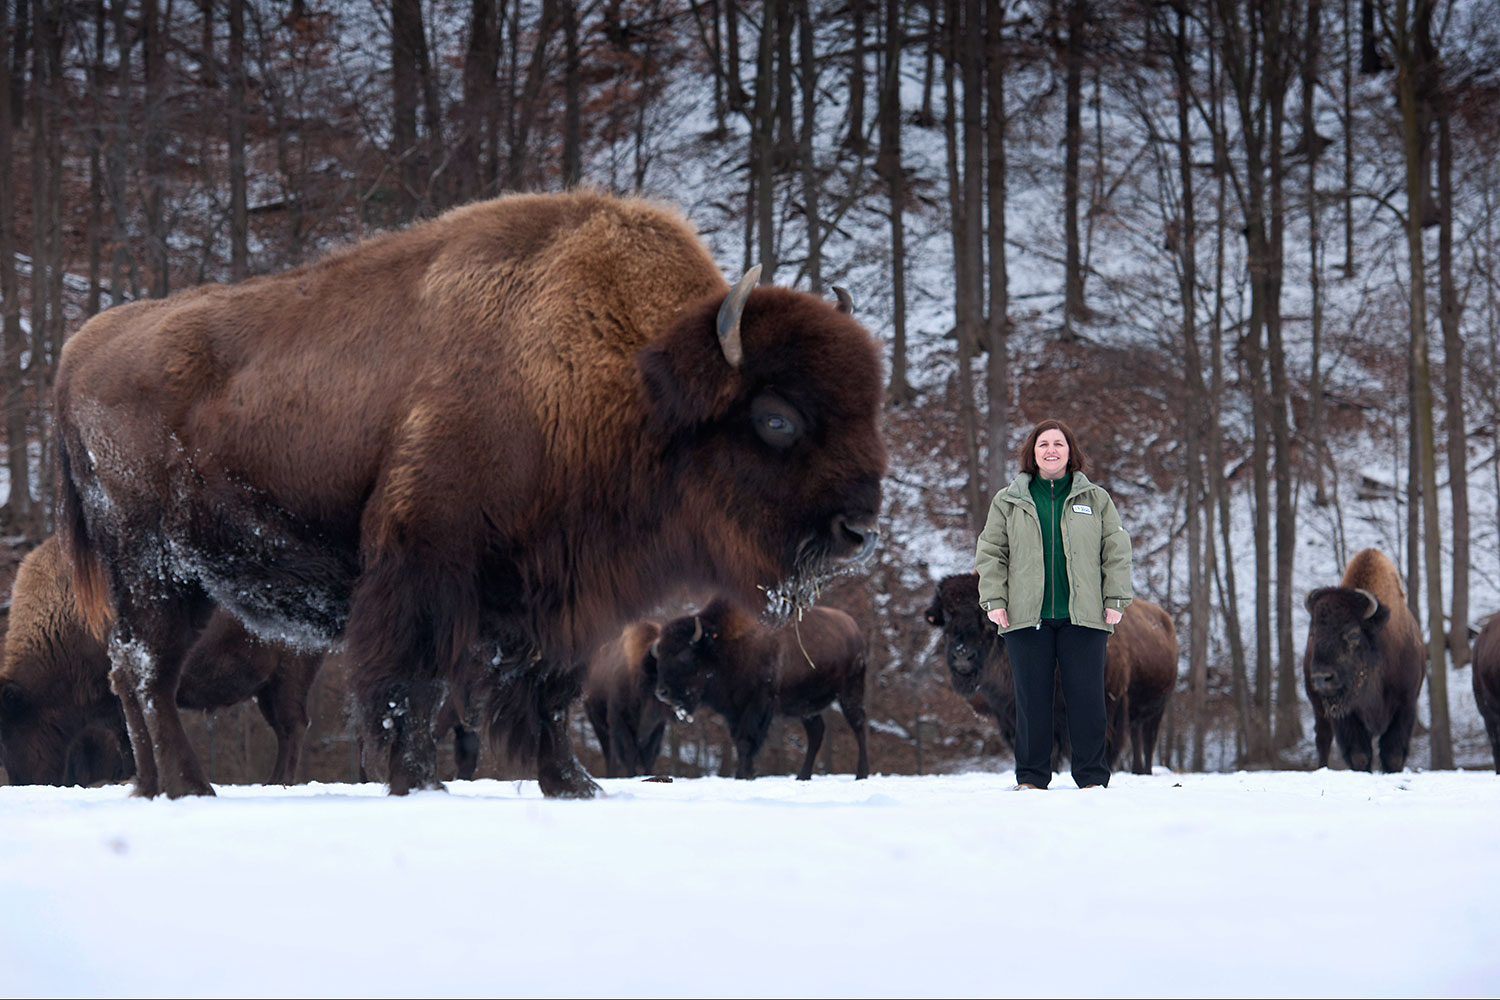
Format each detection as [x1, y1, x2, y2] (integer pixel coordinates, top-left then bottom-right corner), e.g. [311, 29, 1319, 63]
[53, 190, 886, 798]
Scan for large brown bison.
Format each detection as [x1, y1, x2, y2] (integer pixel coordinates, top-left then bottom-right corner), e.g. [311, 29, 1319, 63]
[1303, 548, 1425, 772]
[923, 574, 1177, 774]
[54, 189, 885, 798]
[652, 598, 870, 780]
[1473, 615, 1500, 773]
[0, 536, 322, 786]
[583, 619, 669, 778]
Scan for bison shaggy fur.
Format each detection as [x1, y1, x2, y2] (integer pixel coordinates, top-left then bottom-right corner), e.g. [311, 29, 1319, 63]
[923, 573, 1177, 775]
[54, 189, 885, 798]
[0, 536, 321, 786]
[652, 598, 870, 780]
[1302, 548, 1425, 772]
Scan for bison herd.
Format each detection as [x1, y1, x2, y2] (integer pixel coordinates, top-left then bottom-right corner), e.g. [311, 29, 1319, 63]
[0, 190, 1493, 794]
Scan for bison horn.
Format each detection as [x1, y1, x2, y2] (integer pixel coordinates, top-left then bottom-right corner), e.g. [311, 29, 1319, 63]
[716, 265, 761, 368]
[691, 616, 703, 644]
[1354, 588, 1380, 620]
[833, 286, 854, 315]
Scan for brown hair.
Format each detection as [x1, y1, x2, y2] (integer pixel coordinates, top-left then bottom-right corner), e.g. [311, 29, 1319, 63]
[1018, 418, 1086, 476]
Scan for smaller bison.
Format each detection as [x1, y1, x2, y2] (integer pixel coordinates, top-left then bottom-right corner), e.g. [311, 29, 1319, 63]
[652, 598, 870, 780]
[923, 574, 1177, 774]
[583, 619, 670, 777]
[1473, 615, 1500, 773]
[0, 536, 321, 786]
[1303, 548, 1425, 772]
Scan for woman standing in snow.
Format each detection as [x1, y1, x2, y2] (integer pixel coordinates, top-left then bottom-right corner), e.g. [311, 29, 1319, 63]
[973, 418, 1133, 790]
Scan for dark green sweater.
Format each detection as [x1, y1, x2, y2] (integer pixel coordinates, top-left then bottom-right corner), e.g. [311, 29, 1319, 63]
[1028, 472, 1072, 620]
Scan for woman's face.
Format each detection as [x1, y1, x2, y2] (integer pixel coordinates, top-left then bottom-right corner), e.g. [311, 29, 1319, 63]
[1034, 428, 1069, 479]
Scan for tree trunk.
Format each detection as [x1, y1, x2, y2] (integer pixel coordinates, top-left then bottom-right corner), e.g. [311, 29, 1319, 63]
[752, 3, 776, 280]
[107, 0, 137, 303]
[508, 0, 561, 190]
[1306, 0, 1328, 507]
[1265, 0, 1301, 753]
[458, 0, 499, 203]
[1168, 4, 1209, 773]
[229, 0, 249, 280]
[0, 0, 30, 533]
[143, 0, 168, 296]
[983, 0, 1009, 491]
[944, 0, 981, 530]
[881, 0, 914, 406]
[1438, 108, 1469, 670]
[1061, 0, 1086, 341]
[844, 0, 867, 155]
[1393, 0, 1451, 767]
[797, 0, 820, 292]
[563, 0, 581, 187]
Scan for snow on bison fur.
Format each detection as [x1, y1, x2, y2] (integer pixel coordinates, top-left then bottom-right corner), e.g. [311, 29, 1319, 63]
[53, 190, 886, 798]
[1302, 549, 1424, 772]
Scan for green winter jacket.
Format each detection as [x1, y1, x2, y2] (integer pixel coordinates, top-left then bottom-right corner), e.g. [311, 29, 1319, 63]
[974, 470, 1133, 634]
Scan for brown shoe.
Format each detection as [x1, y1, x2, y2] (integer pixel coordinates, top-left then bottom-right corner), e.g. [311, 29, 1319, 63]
[1012, 782, 1041, 790]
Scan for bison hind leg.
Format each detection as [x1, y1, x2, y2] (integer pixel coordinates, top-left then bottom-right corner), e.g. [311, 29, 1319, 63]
[487, 658, 599, 798]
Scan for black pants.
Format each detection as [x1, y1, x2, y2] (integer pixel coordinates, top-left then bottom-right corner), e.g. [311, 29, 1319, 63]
[1003, 618, 1110, 789]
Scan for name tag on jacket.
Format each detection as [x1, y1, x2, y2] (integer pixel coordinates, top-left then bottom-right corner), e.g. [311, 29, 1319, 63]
[1072, 503, 1093, 514]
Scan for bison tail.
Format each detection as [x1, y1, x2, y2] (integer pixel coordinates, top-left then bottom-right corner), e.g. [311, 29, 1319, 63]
[54, 425, 114, 640]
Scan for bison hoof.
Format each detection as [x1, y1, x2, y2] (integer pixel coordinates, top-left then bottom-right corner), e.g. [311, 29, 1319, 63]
[540, 765, 601, 799]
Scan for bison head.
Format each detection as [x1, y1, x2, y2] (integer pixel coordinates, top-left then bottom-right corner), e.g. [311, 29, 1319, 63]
[924, 574, 1002, 698]
[1303, 586, 1390, 716]
[0, 676, 132, 786]
[636, 270, 885, 624]
[650, 611, 724, 723]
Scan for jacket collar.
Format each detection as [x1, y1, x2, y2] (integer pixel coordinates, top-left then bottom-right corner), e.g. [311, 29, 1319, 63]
[1004, 470, 1094, 503]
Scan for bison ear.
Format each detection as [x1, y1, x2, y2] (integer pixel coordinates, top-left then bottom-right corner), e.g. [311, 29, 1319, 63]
[637, 307, 743, 434]
[924, 603, 945, 627]
[1304, 587, 1333, 612]
[1363, 602, 1391, 631]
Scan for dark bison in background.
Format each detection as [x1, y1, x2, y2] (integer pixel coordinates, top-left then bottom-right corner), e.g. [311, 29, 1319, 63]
[923, 574, 1177, 775]
[0, 536, 322, 786]
[54, 189, 885, 798]
[1473, 616, 1500, 773]
[1303, 548, 1425, 772]
[584, 619, 669, 778]
[652, 598, 870, 780]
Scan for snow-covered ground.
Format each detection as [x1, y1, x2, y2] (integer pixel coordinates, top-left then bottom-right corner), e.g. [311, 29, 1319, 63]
[2, 770, 1495, 998]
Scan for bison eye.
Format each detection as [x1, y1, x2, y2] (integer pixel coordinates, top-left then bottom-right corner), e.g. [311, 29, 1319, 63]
[750, 393, 804, 449]
[0, 682, 27, 721]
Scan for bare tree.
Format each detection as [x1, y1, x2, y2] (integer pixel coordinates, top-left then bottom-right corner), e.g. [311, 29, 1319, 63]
[0, 0, 32, 533]
[1390, 0, 1452, 767]
[880, 0, 914, 405]
[983, 0, 1009, 488]
[229, 0, 249, 280]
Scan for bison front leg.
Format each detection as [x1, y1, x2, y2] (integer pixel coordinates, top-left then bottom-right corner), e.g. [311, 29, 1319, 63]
[838, 684, 871, 780]
[1378, 703, 1417, 773]
[1333, 716, 1374, 772]
[533, 666, 599, 798]
[254, 656, 318, 785]
[796, 714, 825, 780]
[1308, 691, 1333, 768]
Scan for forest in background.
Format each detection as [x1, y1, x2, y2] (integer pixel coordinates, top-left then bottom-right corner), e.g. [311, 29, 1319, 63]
[0, 0, 1498, 780]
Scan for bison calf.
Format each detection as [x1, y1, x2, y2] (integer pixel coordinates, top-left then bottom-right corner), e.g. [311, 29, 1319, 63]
[1469, 616, 1500, 773]
[923, 574, 1177, 775]
[652, 599, 870, 780]
[0, 536, 322, 786]
[1303, 548, 1425, 772]
[584, 620, 670, 778]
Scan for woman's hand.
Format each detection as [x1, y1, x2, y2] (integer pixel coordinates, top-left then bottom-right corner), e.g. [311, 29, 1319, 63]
[987, 608, 1009, 629]
[1104, 607, 1123, 625]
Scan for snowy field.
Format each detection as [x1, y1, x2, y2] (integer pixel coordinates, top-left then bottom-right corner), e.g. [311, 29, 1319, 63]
[2, 769, 1497, 999]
